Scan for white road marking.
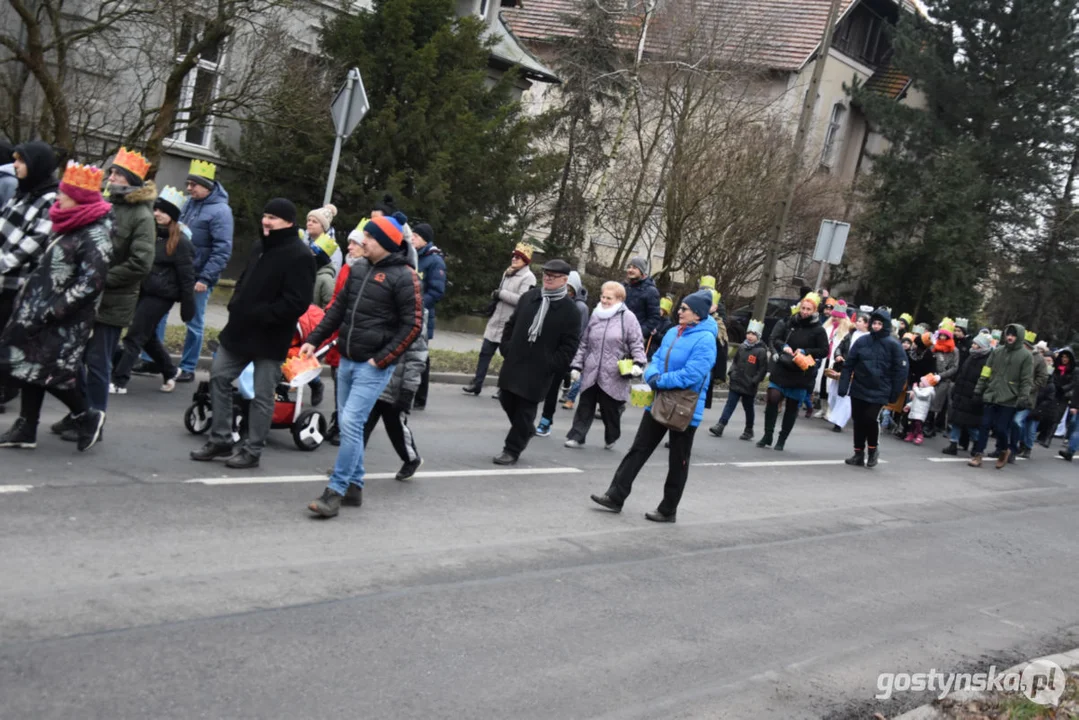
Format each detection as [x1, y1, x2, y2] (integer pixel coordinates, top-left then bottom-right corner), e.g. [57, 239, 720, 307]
[0, 484, 33, 493]
[726, 459, 888, 468]
[185, 467, 584, 485]
[926, 458, 971, 463]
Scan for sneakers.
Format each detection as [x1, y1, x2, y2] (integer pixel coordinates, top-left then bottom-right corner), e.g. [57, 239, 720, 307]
[161, 369, 179, 393]
[564, 439, 583, 448]
[51, 413, 77, 436]
[175, 370, 196, 383]
[708, 422, 725, 438]
[536, 418, 552, 437]
[131, 360, 160, 377]
[396, 457, 423, 480]
[190, 441, 235, 461]
[812, 409, 826, 419]
[76, 410, 105, 451]
[109, 383, 128, 395]
[342, 484, 363, 507]
[844, 450, 865, 467]
[308, 488, 343, 518]
[604, 441, 617, 450]
[310, 382, 324, 407]
[0, 418, 37, 449]
[739, 429, 754, 441]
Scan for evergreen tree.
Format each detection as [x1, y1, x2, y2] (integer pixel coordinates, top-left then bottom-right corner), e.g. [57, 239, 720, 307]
[223, 0, 558, 314]
[850, 0, 1079, 323]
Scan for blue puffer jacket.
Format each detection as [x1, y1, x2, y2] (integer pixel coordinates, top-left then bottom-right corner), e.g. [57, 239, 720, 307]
[416, 243, 446, 338]
[838, 308, 908, 405]
[180, 182, 234, 287]
[644, 315, 719, 427]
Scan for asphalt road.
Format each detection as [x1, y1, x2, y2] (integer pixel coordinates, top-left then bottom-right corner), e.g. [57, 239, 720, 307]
[1, 377, 1078, 719]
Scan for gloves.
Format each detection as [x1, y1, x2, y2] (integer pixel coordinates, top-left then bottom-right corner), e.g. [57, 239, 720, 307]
[647, 376, 660, 392]
[630, 364, 643, 377]
[491, 289, 501, 301]
[396, 389, 415, 413]
[570, 369, 581, 383]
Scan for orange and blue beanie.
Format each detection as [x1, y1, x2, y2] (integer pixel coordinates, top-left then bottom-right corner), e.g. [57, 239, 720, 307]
[364, 216, 405, 253]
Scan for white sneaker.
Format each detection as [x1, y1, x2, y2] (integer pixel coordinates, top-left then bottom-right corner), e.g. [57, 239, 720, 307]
[109, 383, 127, 395]
[812, 409, 825, 419]
[160, 370, 179, 393]
[564, 439, 583, 448]
[604, 442, 617, 450]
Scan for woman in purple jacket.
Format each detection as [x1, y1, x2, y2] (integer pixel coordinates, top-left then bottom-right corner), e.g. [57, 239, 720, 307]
[564, 281, 648, 450]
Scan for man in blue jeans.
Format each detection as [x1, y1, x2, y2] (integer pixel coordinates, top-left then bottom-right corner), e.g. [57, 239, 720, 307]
[135, 160, 233, 382]
[300, 215, 422, 518]
[969, 324, 1033, 468]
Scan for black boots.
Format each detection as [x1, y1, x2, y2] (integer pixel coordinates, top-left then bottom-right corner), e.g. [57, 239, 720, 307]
[942, 442, 958, 456]
[0, 418, 37, 449]
[774, 432, 788, 452]
[757, 403, 779, 448]
[845, 450, 865, 466]
[709, 421, 725, 438]
[308, 488, 343, 518]
[462, 382, 482, 396]
[866, 447, 879, 468]
[739, 428, 754, 441]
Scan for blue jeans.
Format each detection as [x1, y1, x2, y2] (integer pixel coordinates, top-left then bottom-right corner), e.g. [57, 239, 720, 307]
[327, 358, 394, 495]
[718, 391, 755, 429]
[949, 424, 980, 446]
[1008, 409, 1038, 452]
[1068, 413, 1079, 453]
[149, 286, 211, 372]
[973, 404, 1017, 455]
[79, 323, 122, 412]
[566, 378, 582, 403]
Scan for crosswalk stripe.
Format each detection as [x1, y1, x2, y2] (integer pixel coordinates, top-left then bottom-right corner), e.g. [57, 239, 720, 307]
[185, 467, 584, 485]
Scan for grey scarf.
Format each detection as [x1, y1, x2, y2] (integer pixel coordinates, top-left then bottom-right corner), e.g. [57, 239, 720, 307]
[528, 286, 568, 344]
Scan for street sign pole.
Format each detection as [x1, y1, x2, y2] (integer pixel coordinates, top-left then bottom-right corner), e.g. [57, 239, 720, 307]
[323, 68, 369, 206]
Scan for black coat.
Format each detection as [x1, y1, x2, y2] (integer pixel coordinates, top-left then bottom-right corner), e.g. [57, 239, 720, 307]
[837, 311, 908, 405]
[141, 227, 197, 323]
[907, 341, 936, 387]
[307, 253, 423, 369]
[624, 276, 661, 339]
[769, 313, 829, 390]
[950, 349, 990, 428]
[956, 334, 973, 368]
[219, 226, 316, 361]
[498, 288, 581, 403]
[728, 340, 768, 396]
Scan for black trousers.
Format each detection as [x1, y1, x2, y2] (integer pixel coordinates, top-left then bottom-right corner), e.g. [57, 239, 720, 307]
[607, 411, 697, 516]
[0, 291, 19, 405]
[20, 383, 87, 426]
[541, 372, 567, 422]
[471, 339, 499, 386]
[499, 389, 539, 459]
[567, 385, 625, 445]
[415, 357, 430, 407]
[363, 399, 419, 463]
[112, 296, 177, 388]
[851, 397, 883, 450]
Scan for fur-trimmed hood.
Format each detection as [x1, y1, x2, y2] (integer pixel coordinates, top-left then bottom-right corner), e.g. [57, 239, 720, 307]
[110, 180, 157, 206]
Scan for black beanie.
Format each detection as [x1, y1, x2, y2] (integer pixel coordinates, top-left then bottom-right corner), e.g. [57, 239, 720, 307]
[413, 223, 434, 245]
[154, 197, 181, 223]
[263, 197, 296, 225]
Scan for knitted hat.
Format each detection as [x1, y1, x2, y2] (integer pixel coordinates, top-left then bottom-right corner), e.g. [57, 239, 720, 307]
[699, 275, 716, 290]
[512, 242, 534, 263]
[187, 159, 217, 190]
[972, 334, 992, 350]
[307, 204, 337, 235]
[413, 223, 434, 245]
[1035, 340, 1050, 354]
[937, 328, 953, 340]
[682, 290, 712, 319]
[747, 319, 765, 336]
[902, 332, 916, 344]
[991, 329, 1002, 340]
[364, 216, 405, 253]
[110, 147, 150, 187]
[263, 197, 297, 225]
[373, 193, 396, 216]
[830, 301, 848, 319]
[154, 185, 186, 222]
[628, 257, 649, 275]
[659, 297, 673, 314]
[58, 161, 104, 205]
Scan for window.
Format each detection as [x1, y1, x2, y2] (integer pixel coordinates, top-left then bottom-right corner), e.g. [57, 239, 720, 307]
[833, 4, 891, 67]
[174, 15, 225, 148]
[821, 103, 846, 169]
[476, 0, 489, 18]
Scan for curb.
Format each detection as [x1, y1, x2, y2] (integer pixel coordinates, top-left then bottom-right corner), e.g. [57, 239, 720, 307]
[890, 646, 1079, 719]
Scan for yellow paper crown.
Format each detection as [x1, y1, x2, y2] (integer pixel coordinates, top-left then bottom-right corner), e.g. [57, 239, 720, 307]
[1025, 330, 1037, 344]
[61, 161, 104, 192]
[939, 317, 956, 333]
[659, 297, 673, 313]
[188, 159, 216, 181]
[113, 147, 150, 181]
[803, 292, 822, 310]
[513, 242, 534, 262]
[699, 275, 716, 290]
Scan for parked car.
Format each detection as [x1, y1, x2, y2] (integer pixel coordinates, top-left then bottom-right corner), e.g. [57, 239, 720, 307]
[727, 297, 801, 344]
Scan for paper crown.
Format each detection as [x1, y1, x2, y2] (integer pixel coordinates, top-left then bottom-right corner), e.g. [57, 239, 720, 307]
[747, 319, 765, 336]
[802, 292, 822, 310]
[157, 185, 186, 212]
[699, 275, 716, 290]
[859, 305, 874, 313]
[61, 161, 104, 192]
[659, 297, 673, 313]
[113, 147, 150, 181]
[1025, 330, 1037, 344]
[709, 289, 720, 306]
[188, 159, 216, 180]
[991, 329, 1002, 339]
[513, 242, 534, 262]
[939, 317, 956, 333]
[955, 318, 969, 330]
[899, 313, 914, 326]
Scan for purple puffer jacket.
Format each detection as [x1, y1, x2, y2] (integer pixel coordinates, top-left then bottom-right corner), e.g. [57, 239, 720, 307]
[572, 305, 648, 402]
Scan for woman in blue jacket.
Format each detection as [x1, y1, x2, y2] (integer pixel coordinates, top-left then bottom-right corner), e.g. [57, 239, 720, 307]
[837, 308, 908, 468]
[591, 290, 717, 522]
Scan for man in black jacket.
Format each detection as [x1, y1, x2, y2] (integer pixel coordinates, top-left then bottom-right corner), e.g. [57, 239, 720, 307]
[190, 198, 315, 469]
[494, 259, 580, 465]
[301, 215, 422, 517]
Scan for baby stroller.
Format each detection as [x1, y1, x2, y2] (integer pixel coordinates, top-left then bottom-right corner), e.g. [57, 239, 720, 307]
[183, 305, 335, 451]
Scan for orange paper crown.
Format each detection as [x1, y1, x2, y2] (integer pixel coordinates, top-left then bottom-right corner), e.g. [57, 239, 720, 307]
[113, 147, 151, 181]
[61, 161, 104, 192]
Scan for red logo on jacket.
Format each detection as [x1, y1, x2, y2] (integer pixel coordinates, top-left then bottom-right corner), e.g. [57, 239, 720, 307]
[747, 354, 758, 364]
[374, 272, 386, 283]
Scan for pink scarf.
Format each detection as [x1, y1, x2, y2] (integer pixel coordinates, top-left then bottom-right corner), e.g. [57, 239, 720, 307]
[49, 199, 112, 235]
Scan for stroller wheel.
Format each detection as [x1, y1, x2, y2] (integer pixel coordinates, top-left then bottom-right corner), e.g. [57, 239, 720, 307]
[184, 403, 212, 435]
[292, 410, 326, 451]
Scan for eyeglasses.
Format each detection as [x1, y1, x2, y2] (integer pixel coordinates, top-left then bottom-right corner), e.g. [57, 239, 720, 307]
[678, 305, 691, 312]
[543, 271, 567, 279]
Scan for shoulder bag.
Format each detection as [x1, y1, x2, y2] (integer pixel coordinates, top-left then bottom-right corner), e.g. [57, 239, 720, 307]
[650, 335, 707, 433]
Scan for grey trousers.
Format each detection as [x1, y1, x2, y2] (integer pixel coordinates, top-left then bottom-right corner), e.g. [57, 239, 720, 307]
[209, 343, 279, 457]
